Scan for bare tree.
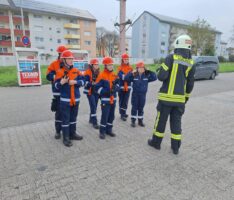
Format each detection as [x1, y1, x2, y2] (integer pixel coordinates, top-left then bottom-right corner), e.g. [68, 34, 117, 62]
[188, 17, 215, 56]
[103, 31, 119, 57]
[96, 27, 107, 57]
[230, 25, 234, 47]
[96, 28, 119, 57]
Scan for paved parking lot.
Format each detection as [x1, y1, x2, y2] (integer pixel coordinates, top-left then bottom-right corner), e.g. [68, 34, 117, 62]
[0, 73, 234, 200]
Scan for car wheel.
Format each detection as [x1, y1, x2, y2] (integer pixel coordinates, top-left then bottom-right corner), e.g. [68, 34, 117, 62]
[210, 71, 216, 80]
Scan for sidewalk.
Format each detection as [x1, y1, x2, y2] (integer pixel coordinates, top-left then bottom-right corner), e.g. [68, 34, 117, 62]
[0, 90, 234, 200]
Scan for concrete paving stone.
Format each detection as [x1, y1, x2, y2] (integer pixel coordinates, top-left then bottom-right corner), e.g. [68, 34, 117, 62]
[0, 74, 234, 199]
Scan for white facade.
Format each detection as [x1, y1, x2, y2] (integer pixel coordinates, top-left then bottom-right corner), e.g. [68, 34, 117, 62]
[220, 41, 228, 59]
[132, 11, 222, 59]
[28, 13, 78, 55]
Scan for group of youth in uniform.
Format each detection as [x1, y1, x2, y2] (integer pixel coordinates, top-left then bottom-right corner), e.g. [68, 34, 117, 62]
[46, 34, 195, 155]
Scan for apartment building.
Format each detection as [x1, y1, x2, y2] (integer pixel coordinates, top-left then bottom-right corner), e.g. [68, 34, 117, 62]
[0, 0, 96, 57]
[131, 11, 222, 59]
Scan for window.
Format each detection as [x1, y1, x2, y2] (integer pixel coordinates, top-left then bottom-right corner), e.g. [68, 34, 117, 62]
[49, 38, 53, 41]
[161, 32, 166, 38]
[49, 27, 52, 30]
[0, 23, 4, 28]
[50, 49, 53, 52]
[84, 31, 91, 36]
[36, 46, 45, 49]
[16, 36, 21, 42]
[57, 39, 61, 43]
[67, 39, 79, 45]
[13, 12, 21, 17]
[35, 37, 44, 42]
[33, 14, 42, 19]
[70, 19, 78, 24]
[84, 21, 91, 27]
[15, 24, 22, 30]
[56, 28, 61, 33]
[85, 40, 91, 45]
[0, 47, 8, 53]
[0, 11, 5, 16]
[161, 41, 165, 46]
[48, 16, 51, 19]
[34, 25, 43, 31]
[0, 35, 11, 41]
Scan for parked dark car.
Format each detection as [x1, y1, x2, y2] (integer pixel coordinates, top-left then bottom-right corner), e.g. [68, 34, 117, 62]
[193, 56, 219, 80]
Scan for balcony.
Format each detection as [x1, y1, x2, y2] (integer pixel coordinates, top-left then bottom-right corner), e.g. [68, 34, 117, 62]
[0, 52, 13, 56]
[0, 41, 28, 47]
[65, 44, 80, 49]
[15, 41, 25, 47]
[14, 29, 30, 35]
[13, 17, 29, 24]
[0, 28, 30, 36]
[0, 16, 9, 23]
[64, 23, 80, 29]
[0, 28, 10, 34]
[64, 34, 80, 39]
[0, 16, 29, 24]
[0, 41, 12, 46]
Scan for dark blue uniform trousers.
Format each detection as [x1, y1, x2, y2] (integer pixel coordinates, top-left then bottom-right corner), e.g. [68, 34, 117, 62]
[60, 102, 79, 140]
[131, 92, 146, 121]
[55, 96, 62, 133]
[100, 103, 116, 134]
[152, 101, 185, 150]
[87, 94, 99, 125]
[118, 90, 130, 116]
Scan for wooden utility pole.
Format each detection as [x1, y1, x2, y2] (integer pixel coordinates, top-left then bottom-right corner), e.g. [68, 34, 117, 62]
[119, 0, 126, 55]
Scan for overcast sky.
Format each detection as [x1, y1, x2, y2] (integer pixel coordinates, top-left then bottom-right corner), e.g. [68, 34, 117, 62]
[40, 0, 234, 43]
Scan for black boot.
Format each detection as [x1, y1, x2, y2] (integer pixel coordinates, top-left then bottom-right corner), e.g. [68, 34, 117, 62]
[138, 119, 145, 127]
[124, 114, 128, 118]
[106, 131, 116, 137]
[120, 115, 127, 121]
[89, 118, 92, 124]
[171, 139, 181, 155]
[99, 133, 105, 139]
[172, 148, 179, 155]
[54, 132, 61, 139]
[63, 137, 73, 147]
[148, 136, 161, 150]
[93, 123, 100, 129]
[131, 120, 136, 127]
[70, 133, 83, 140]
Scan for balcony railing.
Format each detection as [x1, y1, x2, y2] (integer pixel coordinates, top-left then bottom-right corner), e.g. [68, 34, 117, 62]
[65, 44, 80, 49]
[64, 23, 80, 29]
[64, 34, 80, 39]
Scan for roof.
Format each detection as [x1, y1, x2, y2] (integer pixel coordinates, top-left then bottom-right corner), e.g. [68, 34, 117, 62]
[1, 0, 96, 20]
[0, 0, 9, 5]
[150, 12, 191, 26]
[133, 11, 221, 34]
[0, 0, 10, 8]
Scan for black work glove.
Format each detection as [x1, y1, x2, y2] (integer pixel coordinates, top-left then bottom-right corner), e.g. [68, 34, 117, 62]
[51, 98, 57, 112]
[145, 69, 150, 75]
[185, 97, 189, 104]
